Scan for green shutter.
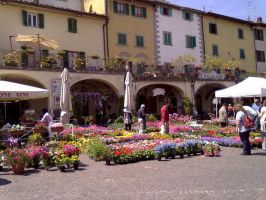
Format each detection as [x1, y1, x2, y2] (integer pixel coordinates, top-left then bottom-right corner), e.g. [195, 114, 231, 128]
[169, 33, 172, 44]
[73, 19, 77, 33]
[125, 4, 129, 15]
[131, 5, 135, 16]
[38, 14, 44, 28]
[185, 36, 189, 48]
[160, 6, 163, 14]
[168, 8, 172, 16]
[113, 1, 118, 13]
[192, 37, 196, 47]
[142, 7, 147, 18]
[22, 10, 28, 26]
[68, 18, 72, 32]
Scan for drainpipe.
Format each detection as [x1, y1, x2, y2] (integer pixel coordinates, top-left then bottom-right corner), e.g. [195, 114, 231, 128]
[200, 14, 206, 63]
[252, 25, 258, 73]
[102, 17, 109, 59]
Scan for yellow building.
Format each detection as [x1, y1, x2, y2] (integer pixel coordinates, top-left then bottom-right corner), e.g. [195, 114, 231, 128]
[203, 13, 256, 72]
[88, 0, 155, 64]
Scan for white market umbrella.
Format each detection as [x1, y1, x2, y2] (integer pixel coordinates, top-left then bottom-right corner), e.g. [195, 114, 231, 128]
[16, 34, 59, 50]
[60, 68, 72, 124]
[124, 70, 133, 111]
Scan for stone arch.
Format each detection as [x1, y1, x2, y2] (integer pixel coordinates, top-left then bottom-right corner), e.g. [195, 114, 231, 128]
[136, 83, 185, 115]
[135, 53, 148, 63]
[70, 79, 120, 125]
[195, 83, 226, 114]
[118, 52, 132, 60]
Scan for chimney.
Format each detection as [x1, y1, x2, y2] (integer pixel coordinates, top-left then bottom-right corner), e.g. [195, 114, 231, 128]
[256, 17, 263, 23]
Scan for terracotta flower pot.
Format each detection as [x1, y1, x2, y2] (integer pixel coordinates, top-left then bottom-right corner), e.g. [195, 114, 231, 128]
[12, 163, 25, 175]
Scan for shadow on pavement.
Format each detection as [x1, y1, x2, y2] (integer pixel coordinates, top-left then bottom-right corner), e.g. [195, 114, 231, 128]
[0, 178, 12, 186]
[251, 152, 266, 156]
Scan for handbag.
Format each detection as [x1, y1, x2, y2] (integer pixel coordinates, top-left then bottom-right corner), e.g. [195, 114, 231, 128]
[243, 114, 254, 129]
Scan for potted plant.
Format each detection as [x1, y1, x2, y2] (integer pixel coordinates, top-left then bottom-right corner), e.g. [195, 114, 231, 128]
[27, 145, 49, 169]
[203, 142, 221, 157]
[73, 57, 86, 69]
[4, 148, 31, 175]
[3, 52, 19, 66]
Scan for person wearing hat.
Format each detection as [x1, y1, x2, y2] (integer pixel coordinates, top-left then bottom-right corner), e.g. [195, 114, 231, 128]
[123, 108, 132, 131]
[137, 104, 146, 134]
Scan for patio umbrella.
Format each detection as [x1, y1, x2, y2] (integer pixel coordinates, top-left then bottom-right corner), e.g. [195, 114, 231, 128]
[124, 67, 133, 112]
[60, 68, 72, 124]
[15, 34, 59, 50]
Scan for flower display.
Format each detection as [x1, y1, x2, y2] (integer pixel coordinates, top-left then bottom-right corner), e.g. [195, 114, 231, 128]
[203, 142, 221, 157]
[4, 148, 31, 167]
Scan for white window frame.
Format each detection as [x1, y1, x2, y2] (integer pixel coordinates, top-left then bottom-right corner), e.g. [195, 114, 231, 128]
[27, 13, 38, 27]
[117, 2, 126, 14]
[135, 7, 143, 17]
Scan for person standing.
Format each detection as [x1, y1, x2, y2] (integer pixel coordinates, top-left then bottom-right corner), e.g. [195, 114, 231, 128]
[160, 101, 170, 134]
[123, 108, 132, 131]
[137, 104, 146, 134]
[235, 104, 251, 155]
[218, 103, 228, 127]
[259, 100, 266, 150]
[227, 104, 235, 117]
[243, 105, 258, 131]
[40, 108, 53, 138]
[252, 98, 262, 131]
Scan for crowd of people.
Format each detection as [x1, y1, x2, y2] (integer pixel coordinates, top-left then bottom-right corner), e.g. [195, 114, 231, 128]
[218, 99, 266, 155]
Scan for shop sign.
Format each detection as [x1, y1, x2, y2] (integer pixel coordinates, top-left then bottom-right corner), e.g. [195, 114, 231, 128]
[198, 71, 225, 80]
[51, 79, 61, 96]
[0, 92, 29, 98]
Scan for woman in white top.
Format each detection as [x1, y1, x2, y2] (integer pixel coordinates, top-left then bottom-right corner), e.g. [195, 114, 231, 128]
[235, 104, 251, 155]
[41, 108, 53, 138]
[259, 100, 266, 150]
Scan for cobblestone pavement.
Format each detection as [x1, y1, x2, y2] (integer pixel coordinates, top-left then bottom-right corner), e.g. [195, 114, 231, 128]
[1, 147, 266, 200]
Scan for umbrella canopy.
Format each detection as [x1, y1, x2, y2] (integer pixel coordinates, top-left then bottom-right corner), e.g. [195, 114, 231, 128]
[0, 80, 49, 100]
[124, 70, 133, 112]
[60, 68, 72, 124]
[15, 34, 59, 50]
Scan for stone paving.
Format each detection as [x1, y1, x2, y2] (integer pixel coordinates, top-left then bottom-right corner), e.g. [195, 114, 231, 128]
[1, 147, 266, 200]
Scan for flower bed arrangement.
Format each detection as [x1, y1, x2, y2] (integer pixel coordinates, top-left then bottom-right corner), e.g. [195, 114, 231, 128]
[203, 142, 221, 157]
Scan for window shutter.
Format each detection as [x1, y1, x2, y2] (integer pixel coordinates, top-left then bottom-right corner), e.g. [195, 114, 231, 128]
[163, 33, 166, 44]
[113, 1, 118, 13]
[168, 8, 172, 16]
[73, 19, 77, 33]
[142, 7, 147, 18]
[22, 10, 28, 26]
[192, 37, 196, 47]
[125, 4, 129, 15]
[160, 6, 163, 15]
[131, 5, 135, 16]
[185, 36, 189, 48]
[68, 18, 72, 32]
[38, 14, 44, 28]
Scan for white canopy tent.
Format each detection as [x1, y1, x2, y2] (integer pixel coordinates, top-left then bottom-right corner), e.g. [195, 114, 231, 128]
[0, 80, 49, 100]
[214, 77, 266, 117]
[215, 77, 266, 98]
[0, 80, 49, 121]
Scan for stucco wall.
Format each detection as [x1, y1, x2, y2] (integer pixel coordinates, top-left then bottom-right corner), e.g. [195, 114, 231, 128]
[156, 6, 203, 65]
[107, 0, 155, 64]
[0, 4, 105, 58]
[203, 15, 256, 72]
[255, 27, 266, 73]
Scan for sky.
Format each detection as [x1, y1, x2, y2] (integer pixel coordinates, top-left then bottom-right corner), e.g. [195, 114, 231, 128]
[169, 0, 266, 22]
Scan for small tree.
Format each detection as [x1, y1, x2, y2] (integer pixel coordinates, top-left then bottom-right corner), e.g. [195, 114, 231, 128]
[204, 55, 224, 70]
[224, 59, 240, 70]
[182, 96, 193, 115]
[173, 54, 197, 69]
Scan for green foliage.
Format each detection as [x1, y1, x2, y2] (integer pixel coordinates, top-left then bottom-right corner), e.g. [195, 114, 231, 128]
[72, 97, 83, 119]
[85, 137, 110, 161]
[28, 133, 43, 145]
[146, 114, 156, 122]
[173, 54, 197, 67]
[182, 96, 193, 115]
[204, 55, 224, 69]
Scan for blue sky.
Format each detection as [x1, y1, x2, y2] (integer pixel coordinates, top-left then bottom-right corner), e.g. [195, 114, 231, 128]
[170, 0, 266, 22]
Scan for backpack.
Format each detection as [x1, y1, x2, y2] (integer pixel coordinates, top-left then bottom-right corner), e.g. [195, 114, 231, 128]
[243, 114, 254, 129]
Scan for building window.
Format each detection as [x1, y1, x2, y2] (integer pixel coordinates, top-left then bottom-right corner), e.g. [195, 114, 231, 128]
[240, 49, 245, 59]
[136, 36, 144, 47]
[186, 35, 196, 48]
[160, 7, 172, 16]
[256, 50, 265, 62]
[212, 45, 218, 56]
[163, 32, 172, 45]
[182, 11, 193, 21]
[118, 33, 127, 45]
[22, 10, 44, 28]
[209, 23, 217, 34]
[238, 29, 244, 39]
[113, 1, 129, 15]
[131, 6, 146, 18]
[254, 28, 264, 41]
[68, 18, 77, 33]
